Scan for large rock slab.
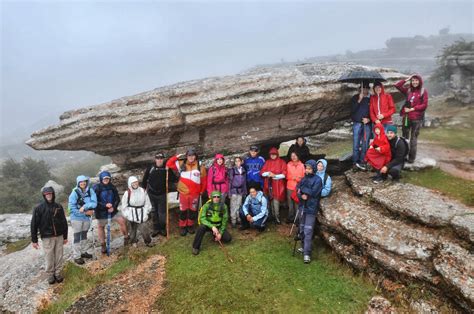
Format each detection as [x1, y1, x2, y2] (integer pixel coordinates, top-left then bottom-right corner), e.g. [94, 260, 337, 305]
[0, 214, 32, 245]
[26, 63, 405, 171]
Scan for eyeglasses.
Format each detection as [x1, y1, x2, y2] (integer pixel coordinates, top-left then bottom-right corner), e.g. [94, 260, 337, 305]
[212, 196, 221, 199]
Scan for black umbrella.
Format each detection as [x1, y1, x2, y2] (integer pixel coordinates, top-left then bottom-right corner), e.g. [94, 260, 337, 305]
[338, 70, 386, 84]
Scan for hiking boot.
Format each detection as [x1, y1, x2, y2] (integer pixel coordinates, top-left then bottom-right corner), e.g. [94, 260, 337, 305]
[187, 226, 195, 234]
[124, 237, 130, 246]
[101, 243, 107, 254]
[81, 252, 93, 259]
[231, 223, 237, 229]
[47, 275, 56, 285]
[74, 258, 85, 265]
[55, 274, 64, 283]
[257, 227, 265, 233]
[192, 248, 200, 255]
[304, 255, 311, 264]
[180, 228, 188, 236]
[159, 230, 167, 237]
[275, 219, 281, 225]
[406, 159, 415, 164]
[355, 163, 367, 171]
[239, 225, 249, 231]
[151, 230, 160, 238]
[297, 248, 304, 254]
[372, 176, 384, 184]
[145, 241, 155, 248]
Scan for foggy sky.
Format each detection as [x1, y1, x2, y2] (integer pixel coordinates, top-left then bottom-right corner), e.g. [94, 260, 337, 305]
[1, 0, 472, 140]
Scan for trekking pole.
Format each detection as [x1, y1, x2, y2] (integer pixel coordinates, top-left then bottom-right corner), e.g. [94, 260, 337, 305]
[166, 168, 170, 240]
[288, 208, 300, 237]
[106, 212, 111, 256]
[218, 239, 234, 263]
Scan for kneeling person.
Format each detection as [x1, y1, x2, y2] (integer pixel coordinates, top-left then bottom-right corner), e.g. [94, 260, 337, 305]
[239, 187, 268, 231]
[192, 191, 231, 255]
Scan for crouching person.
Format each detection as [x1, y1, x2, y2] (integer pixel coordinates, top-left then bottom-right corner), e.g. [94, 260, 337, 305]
[239, 187, 268, 232]
[296, 160, 323, 264]
[31, 187, 68, 284]
[69, 175, 97, 265]
[121, 176, 154, 247]
[192, 191, 231, 255]
[380, 125, 409, 182]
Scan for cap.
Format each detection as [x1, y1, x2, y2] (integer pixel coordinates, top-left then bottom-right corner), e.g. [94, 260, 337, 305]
[249, 145, 259, 152]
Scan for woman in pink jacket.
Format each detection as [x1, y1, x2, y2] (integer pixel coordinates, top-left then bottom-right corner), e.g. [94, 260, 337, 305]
[286, 152, 305, 223]
[207, 154, 229, 204]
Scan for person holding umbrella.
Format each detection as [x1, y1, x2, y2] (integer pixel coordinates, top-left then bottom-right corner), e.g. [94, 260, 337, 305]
[350, 82, 371, 171]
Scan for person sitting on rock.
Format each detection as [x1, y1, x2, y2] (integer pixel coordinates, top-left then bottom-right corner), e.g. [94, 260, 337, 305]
[379, 125, 409, 183]
[261, 147, 287, 224]
[228, 156, 247, 228]
[68, 175, 97, 265]
[244, 145, 265, 190]
[351, 83, 371, 171]
[286, 152, 305, 223]
[31, 186, 68, 284]
[286, 136, 310, 163]
[316, 159, 332, 197]
[93, 171, 129, 253]
[296, 160, 323, 264]
[166, 148, 207, 236]
[239, 186, 268, 232]
[192, 191, 231, 255]
[395, 74, 428, 163]
[120, 176, 154, 247]
[364, 123, 392, 184]
[142, 152, 170, 238]
[369, 82, 396, 132]
[207, 153, 229, 205]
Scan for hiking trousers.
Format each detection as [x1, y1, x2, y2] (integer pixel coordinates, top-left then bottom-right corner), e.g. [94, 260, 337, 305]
[192, 225, 232, 250]
[71, 219, 91, 259]
[43, 236, 64, 277]
[402, 119, 422, 162]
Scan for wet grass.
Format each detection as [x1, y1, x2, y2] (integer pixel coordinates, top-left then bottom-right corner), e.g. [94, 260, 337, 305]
[5, 238, 31, 254]
[402, 168, 474, 206]
[153, 228, 376, 313]
[422, 127, 474, 150]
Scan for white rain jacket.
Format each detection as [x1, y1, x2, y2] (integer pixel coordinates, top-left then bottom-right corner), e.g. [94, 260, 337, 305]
[120, 176, 152, 223]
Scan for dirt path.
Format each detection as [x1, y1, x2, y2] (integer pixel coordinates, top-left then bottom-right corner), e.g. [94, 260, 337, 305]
[65, 254, 166, 313]
[417, 141, 474, 181]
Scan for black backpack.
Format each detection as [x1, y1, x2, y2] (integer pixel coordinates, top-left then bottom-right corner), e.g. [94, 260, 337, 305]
[396, 137, 410, 159]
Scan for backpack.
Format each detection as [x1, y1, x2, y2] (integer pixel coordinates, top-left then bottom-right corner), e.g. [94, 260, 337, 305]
[66, 187, 90, 215]
[210, 165, 228, 185]
[125, 188, 147, 223]
[198, 200, 225, 225]
[396, 137, 410, 160]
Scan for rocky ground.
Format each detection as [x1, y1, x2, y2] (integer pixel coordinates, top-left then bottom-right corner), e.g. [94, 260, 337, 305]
[320, 171, 473, 312]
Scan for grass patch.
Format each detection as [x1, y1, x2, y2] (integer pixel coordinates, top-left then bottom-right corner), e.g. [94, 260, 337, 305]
[422, 127, 474, 150]
[402, 168, 474, 206]
[153, 229, 375, 312]
[5, 238, 31, 254]
[316, 140, 352, 159]
[40, 257, 135, 314]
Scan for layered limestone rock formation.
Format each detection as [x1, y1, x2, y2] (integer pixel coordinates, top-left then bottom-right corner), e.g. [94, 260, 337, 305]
[320, 172, 473, 312]
[27, 63, 406, 173]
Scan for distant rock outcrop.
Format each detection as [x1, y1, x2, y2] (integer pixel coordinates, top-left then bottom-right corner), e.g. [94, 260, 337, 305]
[27, 63, 406, 177]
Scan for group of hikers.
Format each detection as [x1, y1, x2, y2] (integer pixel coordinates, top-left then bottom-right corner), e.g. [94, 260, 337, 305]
[30, 74, 427, 285]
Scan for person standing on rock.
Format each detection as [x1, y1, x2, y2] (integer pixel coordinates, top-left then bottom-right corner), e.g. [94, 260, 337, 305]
[93, 171, 129, 253]
[296, 160, 323, 264]
[395, 74, 428, 163]
[228, 156, 247, 228]
[286, 152, 305, 223]
[364, 124, 392, 184]
[378, 125, 409, 183]
[68, 175, 97, 265]
[121, 176, 154, 247]
[207, 154, 229, 205]
[142, 153, 170, 237]
[192, 191, 231, 255]
[239, 186, 268, 232]
[261, 147, 287, 224]
[369, 82, 396, 132]
[286, 137, 310, 163]
[166, 148, 207, 236]
[244, 145, 265, 190]
[31, 186, 68, 284]
[351, 83, 372, 171]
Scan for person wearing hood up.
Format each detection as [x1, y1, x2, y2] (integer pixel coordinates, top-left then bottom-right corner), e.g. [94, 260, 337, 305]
[286, 137, 310, 163]
[316, 159, 332, 197]
[120, 176, 154, 247]
[364, 124, 392, 183]
[31, 186, 68, 284]
[166, 148, 207, 236]
[369, 82, 396, 131]
[192, 191, 231, 255]
[395, 74, 428, 163]
[260, 147, 287, 224]
[239, 186, 268, 232]
[296, 160, 323, 264]
[207, 153, 229, 204]
[68, 175, 97, 265]
[93, 171, 129, 253]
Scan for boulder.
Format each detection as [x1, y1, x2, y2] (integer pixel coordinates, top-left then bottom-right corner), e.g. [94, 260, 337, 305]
[26, 63, 406, 175]
[42, 180, 65, 195]
[0, 214, 32, 245]
[403, 158, 437, 171]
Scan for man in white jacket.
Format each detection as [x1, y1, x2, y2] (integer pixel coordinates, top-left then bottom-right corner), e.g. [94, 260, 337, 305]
[120, 176, 154, 247]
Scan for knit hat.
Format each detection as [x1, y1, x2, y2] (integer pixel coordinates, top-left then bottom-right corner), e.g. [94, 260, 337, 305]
[155, 153, 165, 159]
[386, 125, 397, 134]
